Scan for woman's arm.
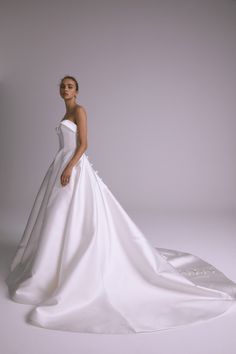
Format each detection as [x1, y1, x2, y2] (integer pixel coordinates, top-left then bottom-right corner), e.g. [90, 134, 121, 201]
[67, 105, 88, 169]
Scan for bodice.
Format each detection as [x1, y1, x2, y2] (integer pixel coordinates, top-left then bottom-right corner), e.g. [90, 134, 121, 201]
[55, 120, 78, 151]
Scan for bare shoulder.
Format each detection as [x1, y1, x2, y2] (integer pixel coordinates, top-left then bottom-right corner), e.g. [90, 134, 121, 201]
[75, 104, 87, 116]
[74, 104, 87, 126]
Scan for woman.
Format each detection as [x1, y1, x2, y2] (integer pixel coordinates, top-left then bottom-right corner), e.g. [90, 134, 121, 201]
[6, 75, 236, 334]
[58, 77, 88, 187]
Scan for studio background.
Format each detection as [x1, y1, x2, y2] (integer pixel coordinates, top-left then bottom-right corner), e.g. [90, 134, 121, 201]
[1, 0, 236, 233]
[1, 1, 236, 354]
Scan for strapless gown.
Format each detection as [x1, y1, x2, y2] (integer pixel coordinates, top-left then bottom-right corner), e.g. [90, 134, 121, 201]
[6, 119, 236, 334]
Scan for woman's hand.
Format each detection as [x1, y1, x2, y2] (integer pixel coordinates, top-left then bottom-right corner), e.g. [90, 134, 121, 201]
[61, 165, 73, 186]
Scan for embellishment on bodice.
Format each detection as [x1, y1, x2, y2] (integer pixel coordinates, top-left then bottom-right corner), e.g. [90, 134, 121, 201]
[85, 154, 104, 184]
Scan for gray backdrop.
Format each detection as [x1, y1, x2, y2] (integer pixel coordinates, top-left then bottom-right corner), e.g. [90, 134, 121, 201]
[0, 0, 236, 231]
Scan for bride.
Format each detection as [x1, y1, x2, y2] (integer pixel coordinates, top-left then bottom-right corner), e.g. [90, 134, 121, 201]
[6, 75, 236, 334]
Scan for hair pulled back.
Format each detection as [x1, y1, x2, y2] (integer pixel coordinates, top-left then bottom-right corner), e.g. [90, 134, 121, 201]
[60, 75, 79, 91]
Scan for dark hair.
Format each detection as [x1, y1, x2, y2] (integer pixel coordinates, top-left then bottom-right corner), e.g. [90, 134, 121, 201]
[60, 75, 79, 91]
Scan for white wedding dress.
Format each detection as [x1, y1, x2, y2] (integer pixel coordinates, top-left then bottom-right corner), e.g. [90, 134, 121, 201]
[6, 119, 236, 334]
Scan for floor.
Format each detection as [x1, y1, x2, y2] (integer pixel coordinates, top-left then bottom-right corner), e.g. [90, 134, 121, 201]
[1, 211, 236, 354]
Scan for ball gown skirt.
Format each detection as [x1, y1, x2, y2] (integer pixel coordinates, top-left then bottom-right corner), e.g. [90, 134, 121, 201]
[6, 119, 236, 334]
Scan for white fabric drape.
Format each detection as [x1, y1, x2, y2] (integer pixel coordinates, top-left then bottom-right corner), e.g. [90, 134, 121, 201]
[6, 119, 236, 334]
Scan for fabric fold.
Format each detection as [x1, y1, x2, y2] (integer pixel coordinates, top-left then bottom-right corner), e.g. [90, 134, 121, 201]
[6, 119, 236, 334]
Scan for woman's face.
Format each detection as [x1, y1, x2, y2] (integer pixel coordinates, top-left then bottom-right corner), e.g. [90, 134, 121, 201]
[60, 79, 78, 100]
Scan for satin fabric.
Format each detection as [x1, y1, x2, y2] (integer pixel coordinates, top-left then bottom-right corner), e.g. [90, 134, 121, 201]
[6, 119, 236, 334]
